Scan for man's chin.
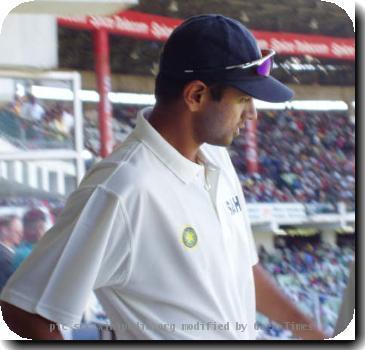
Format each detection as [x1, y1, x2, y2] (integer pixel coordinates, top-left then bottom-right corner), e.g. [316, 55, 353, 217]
[207, 137, 234, 147]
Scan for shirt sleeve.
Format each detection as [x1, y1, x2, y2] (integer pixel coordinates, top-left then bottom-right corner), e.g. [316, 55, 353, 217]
[0, 185, 132, 327]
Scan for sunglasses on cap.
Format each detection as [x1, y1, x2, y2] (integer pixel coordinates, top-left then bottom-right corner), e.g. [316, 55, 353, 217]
[184, 49, 275, 77]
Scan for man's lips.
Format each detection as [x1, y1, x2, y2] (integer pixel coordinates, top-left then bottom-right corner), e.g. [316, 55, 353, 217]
[234, 120, 246, 137]
[237, 120, 246, 129]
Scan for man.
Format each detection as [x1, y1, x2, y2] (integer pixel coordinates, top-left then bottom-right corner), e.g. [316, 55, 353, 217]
[20, 93, 45, 122]
[61, 106, 75, 136]
[12, 209, 47, 270]
[0, 215, 23, 292]
[0, 15, 327, 340]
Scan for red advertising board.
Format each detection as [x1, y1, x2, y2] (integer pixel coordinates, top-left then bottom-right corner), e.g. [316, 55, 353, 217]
[57, 10, 180, 40]
[58, 10, 355, 60]
[254, 30, 354, 61]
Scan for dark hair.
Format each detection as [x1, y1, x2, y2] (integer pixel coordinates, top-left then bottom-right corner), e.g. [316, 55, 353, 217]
[154, 73, 227, 105]
[0, 215, 20, 228]
[23, 208, 46, 225]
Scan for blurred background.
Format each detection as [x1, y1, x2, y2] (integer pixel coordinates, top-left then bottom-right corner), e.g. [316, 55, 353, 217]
[0, 0, 355, 340]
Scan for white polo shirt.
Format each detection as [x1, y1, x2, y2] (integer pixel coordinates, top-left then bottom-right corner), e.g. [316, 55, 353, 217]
[1, 107, 259, 340]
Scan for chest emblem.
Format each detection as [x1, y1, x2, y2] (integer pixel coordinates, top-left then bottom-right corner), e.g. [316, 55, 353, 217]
[182, 227, 198, 248]
[226, 195, 242, 215]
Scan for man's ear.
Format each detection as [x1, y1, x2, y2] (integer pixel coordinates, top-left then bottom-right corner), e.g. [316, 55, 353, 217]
[183, 80, 209, 112]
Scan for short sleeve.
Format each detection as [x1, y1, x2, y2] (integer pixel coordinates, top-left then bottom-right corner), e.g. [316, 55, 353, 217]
[0, 185, 131, 327]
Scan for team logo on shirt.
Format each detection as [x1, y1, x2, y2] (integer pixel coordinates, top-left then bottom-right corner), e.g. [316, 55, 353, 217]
[182, 226, 198, 248]
[226, 195, 242, 215]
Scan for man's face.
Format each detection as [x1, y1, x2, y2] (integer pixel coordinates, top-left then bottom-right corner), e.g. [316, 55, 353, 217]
[25, 220, 46, 243]
[8, 218, 23, 246]
[35, 220, 46, 240]
[193, 86, 257, 146]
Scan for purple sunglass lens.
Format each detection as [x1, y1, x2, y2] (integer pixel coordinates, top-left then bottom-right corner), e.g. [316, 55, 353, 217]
[257, 57, 272, 77]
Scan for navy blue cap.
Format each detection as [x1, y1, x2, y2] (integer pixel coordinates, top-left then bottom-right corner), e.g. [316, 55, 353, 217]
[159, 14, 294, 103]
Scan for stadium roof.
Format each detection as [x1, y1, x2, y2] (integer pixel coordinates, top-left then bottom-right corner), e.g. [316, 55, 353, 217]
[58, 0, 355, 86]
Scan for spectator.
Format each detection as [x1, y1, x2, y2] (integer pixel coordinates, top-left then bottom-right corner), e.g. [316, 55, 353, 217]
[0, 215, 23, 291]
[6, 94, 23, 116]
[62, 106, 75, 135]
[13, 209, 46, 269]
[45, 105, 69, 140]
[20, 93, 45, 122]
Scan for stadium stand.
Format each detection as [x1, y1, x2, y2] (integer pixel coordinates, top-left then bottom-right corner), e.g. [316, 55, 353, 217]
[256, 240, 354, 338]
[233, 110, 355, 212]
[0, 98, 74, 150]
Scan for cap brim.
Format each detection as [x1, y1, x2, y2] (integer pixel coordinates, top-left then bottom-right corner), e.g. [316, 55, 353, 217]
[224, 76, 294, 103]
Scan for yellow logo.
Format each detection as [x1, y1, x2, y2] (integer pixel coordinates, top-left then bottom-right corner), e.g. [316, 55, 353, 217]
[182, 227, 198, 248]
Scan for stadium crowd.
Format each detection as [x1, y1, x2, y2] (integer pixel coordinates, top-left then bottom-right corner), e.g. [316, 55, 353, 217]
[230, 109, 355, 211]
[256, 240, 354, 339]
[1, 94, 74, 149]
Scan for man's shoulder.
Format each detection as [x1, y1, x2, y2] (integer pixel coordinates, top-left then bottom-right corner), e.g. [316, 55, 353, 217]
[79, 136, 157, 197]
[0, 245, 13, 261]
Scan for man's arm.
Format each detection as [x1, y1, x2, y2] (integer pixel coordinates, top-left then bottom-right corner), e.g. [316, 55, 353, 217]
[252, 263, 328, 340]
[1, 301, 64, 340]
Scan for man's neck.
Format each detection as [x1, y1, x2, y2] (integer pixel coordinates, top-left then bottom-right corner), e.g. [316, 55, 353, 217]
[148, 105, 201, 164]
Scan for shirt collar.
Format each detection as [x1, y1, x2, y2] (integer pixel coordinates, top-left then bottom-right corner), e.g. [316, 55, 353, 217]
[0, 242, 14, 254]
[133, 107, 217, 184]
